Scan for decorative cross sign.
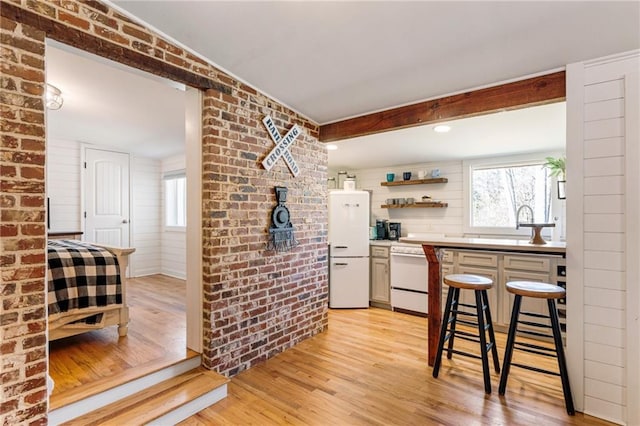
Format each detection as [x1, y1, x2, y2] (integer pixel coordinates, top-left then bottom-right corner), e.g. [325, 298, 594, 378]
[261, 115, 301, 177]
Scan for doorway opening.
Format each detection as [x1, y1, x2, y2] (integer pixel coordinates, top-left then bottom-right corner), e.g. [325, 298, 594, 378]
[44, 39, 202, 408]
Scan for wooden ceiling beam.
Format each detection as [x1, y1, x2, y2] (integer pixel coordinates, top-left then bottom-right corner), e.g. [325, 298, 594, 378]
[0, 2, 224, 92]
[319, 71, 566, 142]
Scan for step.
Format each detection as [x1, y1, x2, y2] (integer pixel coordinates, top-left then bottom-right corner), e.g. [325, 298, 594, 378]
[49, 354, 203, 425]
[60, 367, 229, 426]
[50, 350, 202, 411]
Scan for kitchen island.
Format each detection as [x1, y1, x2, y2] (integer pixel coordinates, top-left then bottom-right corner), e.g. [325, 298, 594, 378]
[398, 236, 566, 366]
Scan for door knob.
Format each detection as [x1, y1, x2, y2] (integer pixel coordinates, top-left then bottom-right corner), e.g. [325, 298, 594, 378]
[122, 219, 129, 224]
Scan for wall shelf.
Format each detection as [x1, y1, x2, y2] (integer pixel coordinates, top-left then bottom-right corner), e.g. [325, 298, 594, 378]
[380, 177, 448, 186]
[381, 202, 448, 209]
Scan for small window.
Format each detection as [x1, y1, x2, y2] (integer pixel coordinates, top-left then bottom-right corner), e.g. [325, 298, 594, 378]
[164, 171, 186, 229]
[464, 155, 556, 236]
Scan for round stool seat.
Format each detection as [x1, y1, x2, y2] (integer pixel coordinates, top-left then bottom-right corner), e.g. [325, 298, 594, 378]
[444, 274, 493, 290]
[506, 281, 565, 299]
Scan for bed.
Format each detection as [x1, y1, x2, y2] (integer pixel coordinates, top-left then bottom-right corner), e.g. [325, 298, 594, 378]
[47, 239, 135, 341]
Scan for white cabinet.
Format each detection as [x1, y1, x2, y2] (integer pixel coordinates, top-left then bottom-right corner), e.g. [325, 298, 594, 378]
[370, 245, 391, 308]
[447, 251, 500, 324]
[457, 265, 499, 316]
[500, 254, 552, 328]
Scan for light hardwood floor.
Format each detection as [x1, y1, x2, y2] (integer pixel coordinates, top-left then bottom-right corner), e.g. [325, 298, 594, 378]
[181, 308, 612, 426]
[48, 274, 192, 409]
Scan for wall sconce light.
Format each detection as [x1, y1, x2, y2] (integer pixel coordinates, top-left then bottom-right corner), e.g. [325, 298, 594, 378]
[46, 83, 64, 110]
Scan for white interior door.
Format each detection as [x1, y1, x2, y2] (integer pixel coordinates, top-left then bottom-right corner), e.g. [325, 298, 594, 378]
[84, 148, 130, 247]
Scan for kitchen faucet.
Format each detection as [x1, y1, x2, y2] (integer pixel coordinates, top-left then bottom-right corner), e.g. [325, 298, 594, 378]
[515, 205, 534, 229]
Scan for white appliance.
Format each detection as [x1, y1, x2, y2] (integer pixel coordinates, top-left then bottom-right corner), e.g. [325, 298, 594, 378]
[328, 190, 370, 308]
[390, 233, 444, 314]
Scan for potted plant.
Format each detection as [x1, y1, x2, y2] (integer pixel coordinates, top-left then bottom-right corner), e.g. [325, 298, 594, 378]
[544, 156, 566, 199]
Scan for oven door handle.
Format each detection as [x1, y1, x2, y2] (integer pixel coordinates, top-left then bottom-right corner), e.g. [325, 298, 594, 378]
[390, 252, 426, 259]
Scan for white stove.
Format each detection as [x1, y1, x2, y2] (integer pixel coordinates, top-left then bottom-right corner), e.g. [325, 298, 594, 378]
[390, 233, 443, 315]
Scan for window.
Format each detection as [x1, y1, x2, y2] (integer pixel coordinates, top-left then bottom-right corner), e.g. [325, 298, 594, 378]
[464, 155, 558, 236]
[164, 171, 186, 229]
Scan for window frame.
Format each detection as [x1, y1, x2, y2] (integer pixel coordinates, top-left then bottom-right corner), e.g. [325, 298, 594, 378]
[163, 170, 187, 232]
[462, 152, 563, 237]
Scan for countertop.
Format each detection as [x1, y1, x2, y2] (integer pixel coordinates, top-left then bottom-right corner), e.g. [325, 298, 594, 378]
[398, 236, 566, 254]
[369, 240, 395, 247]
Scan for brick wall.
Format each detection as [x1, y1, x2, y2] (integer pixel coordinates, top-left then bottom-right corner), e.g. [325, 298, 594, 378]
[1, 11, 49, 425]
[1, 0, 328, 423]
[201, 90, 328, 375]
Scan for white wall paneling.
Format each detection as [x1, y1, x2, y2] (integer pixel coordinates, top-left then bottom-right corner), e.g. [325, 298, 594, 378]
[584, 137, 624, 159]
[567, 50, 640, 425]
[585, 359, 625, 386]
[46, 139, 81, 232]
[583, 98, 624, 122]
[624, 69, 640, 426]
[584, 378, 625, 405]
[583, 269, 625, 291]
[350, 161, 464, 237]
[583, 176, 624, 195]
[131, 156, 162, 277]
[584, 232, 624, 252]
[161, 154, 187, 279]
[584, 324, 624, 349]
[583, 195, 624, 214]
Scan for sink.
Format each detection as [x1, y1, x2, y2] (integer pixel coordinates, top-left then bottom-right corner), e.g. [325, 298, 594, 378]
[518, 223, 555, 245]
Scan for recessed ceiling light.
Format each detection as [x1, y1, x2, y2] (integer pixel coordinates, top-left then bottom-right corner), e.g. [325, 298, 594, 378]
[326, 144, 338, 150]
[433, 125, 451, 133]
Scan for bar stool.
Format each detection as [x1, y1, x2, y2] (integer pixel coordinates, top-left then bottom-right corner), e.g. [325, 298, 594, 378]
[433, 274, 500, 394]
[498, 281, 575, 415]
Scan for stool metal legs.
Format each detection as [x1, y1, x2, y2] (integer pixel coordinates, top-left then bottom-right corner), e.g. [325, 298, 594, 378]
[433, 287, 499, 394]
[481, 290, 501, 374]
[475, 289, 492, 394]
[498, 294, 522, 395]
[548, 299, 575, 415]
[499, 294, 575, 416]
[446, 288, 460, 359]
[433, 287, 455, 378]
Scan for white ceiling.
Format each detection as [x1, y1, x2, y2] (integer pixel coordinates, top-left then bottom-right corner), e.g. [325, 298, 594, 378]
[45, 1, 638, 165]
[45, 41, 186, 159]
[112, 1, 639, 124]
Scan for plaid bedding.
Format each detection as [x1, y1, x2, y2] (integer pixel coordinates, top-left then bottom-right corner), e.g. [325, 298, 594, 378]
[47, 239, 122, 316]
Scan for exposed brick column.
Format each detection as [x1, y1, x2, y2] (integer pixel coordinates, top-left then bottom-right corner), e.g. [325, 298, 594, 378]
[0, 16, 48, 426]
[201, 89, 328, 376]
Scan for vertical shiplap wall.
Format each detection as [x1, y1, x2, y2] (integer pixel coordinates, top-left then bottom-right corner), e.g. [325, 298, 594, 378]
[130, 156, 162, 277]
[567, 50, 640, 425]
[347, 161, 464, 236]
[46, 139, 81, 231]
[161, 154, 186, 279]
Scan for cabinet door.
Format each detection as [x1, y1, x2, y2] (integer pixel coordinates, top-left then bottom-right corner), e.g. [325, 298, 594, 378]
[370, 257, 390, 303]
[371, 245, 390, 258]
[501, 270, 551, 328]
[503, 255, 551, 272]
[458, 252, 498, 268]
[455, 266, 500, 324]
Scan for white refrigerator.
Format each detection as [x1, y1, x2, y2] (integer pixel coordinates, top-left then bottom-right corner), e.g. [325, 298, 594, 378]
[328, 190, 370, 308]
